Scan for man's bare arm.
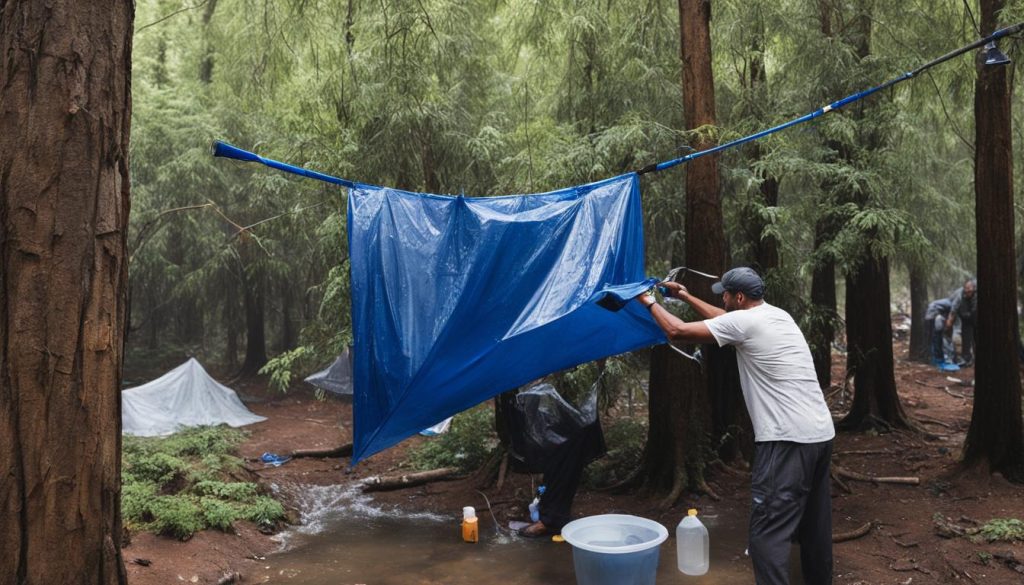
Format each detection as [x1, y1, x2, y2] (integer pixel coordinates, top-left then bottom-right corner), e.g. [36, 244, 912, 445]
[659, 281, 725, 319]
[637, 295, 717, 344]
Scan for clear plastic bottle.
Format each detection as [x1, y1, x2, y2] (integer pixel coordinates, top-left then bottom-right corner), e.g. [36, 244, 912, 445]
[528, 485, 546, 523]
[462, 506, 478, 543]
[676, 508, 709, 575]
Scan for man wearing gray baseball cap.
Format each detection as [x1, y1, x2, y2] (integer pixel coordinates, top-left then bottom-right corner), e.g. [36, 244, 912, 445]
[635, 267, 835, 585]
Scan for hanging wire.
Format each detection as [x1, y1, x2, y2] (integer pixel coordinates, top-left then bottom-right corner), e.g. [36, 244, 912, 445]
[213, 24, 1024, 189]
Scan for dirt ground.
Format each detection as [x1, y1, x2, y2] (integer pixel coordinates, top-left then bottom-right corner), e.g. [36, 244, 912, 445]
[123, 338, 1024, 585]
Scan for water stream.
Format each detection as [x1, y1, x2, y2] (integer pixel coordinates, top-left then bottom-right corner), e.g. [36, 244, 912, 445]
[254, 483, 763, 584]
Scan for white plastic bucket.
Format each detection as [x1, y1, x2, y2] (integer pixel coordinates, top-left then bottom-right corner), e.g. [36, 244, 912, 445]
[561, 514, 669, 585]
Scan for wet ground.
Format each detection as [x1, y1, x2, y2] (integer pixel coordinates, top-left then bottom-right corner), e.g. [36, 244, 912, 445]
[255, 483, 755, 585]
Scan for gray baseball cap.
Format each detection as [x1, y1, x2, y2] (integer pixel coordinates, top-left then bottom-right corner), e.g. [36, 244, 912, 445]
[711, 267, 765, 299]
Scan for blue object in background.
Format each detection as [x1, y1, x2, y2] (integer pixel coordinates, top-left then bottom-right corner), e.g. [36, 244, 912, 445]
[348, 173, 663, 463]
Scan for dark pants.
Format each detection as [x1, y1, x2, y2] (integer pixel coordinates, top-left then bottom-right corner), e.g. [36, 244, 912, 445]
[930, 314, 948, 363]
[749, 440, 833, 585]
[959, 317, 975, 363]
[537, 424, 602, 530]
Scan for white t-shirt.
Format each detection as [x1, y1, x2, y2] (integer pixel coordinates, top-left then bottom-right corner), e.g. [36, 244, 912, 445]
[704, 302, 835, 443]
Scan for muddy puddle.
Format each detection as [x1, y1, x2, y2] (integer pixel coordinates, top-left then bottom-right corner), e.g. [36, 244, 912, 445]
[252, 483, 772, 584]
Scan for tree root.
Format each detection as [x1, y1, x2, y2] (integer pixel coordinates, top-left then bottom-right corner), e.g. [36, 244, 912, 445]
[495, 453, 509, 491]
[362, 467, 461, 492]
[695, 478, 721, 501]
[915, 415, 954, 429]
[830, 468, 852, 494]
[833, 465, 919, 486]
[708, 459, 750, 477]
[658, 468, 687, 510]
[832, 521, 872, 543]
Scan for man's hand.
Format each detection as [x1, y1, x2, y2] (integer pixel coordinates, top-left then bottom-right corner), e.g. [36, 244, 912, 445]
[634, 289, 657, 309]
[658, 281, 688, 299]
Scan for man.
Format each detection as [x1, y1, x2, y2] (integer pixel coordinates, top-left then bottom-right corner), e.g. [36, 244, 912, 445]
[502, 382, 607, 538]
[924, 297, 957, 369]
[946, 279, 977, 367]
[635, 267, 834, 585]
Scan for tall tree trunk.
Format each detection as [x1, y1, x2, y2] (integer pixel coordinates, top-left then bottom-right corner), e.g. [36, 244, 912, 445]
[223, 272, 240, 370]
[834, 3, 908, 431]
[199, 0, 219, 83]
[837, 256, 911, 430]
[637, 0, 744, 505]
[807, 0, 839, 390]
[278, 281, 296, 352]
[962, 0, 1023, 480]
[240, 277, 267, 376]
[745, 19, 780, 276]
[0, 2, 133, 583]
[908, 262, 930, 362]
[808, 217, 837, 388]
[238, 252, 267, 377]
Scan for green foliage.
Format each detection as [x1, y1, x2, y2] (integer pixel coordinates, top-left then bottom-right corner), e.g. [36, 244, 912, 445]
[583, 417, 648, 488]
[977, 518, 1024, 543]
[122, 427, 284, 539]
[404, 405, 497, 472]
[260, 345, 315, 393]
[147, 496, 206, 540]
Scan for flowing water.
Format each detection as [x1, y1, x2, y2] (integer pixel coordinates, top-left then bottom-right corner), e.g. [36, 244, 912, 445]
[253, 483, 764, 584]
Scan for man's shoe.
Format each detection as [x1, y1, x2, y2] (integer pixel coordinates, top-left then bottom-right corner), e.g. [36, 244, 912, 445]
[517, 521, 553, 538]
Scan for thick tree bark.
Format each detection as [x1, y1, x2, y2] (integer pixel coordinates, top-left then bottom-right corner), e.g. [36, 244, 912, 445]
[638, 0, 745, 504]
[962, 0, 1024, 480]
[239, 265, 268, 377]
[908, 263, 930, 362]
[744, 21, 780, 276]
[808, 217, 837, 389]
[837, 256, 911, 430]
[834, 5, 909, 431]
[0, 2, 133, 584]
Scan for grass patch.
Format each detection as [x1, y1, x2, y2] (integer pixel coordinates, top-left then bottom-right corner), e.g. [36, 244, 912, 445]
[403, 405, 497, 472]
[122, 426, 285, 539]
[977, 518, 1024, 543]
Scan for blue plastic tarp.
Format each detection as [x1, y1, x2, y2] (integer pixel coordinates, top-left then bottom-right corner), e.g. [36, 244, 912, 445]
[348, 173, 663, 463]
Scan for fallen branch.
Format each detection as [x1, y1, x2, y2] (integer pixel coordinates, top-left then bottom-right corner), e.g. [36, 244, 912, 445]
[830, 468, 852, 494]
[915, 415, 954, 429]
[289, 442, 353, 459]
[833, 521, 872, 543]
[834, 465, 919, 486]
[362, 467, 461, 493]
[836, 449, 891, 456]
[942, 387, 966, 401]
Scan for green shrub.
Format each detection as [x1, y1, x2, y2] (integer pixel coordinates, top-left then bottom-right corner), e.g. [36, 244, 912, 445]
[584, 417, 648, 488]
[245, 496, 287, 528]
[147, 495, 205, 539]
[121, 426, 285, 538]
[200, 497, 242, 532]
[121, 480, 158, 526]
[978, 518, 1024, 543]
[404, 405, 497, 472]
[194, 480, 259, 501]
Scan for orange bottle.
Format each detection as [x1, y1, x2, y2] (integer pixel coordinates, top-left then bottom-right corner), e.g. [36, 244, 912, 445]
[461, 506, 479, 543]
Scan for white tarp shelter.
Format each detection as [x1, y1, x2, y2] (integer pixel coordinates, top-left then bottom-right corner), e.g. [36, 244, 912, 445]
[122, 358, 266, 436]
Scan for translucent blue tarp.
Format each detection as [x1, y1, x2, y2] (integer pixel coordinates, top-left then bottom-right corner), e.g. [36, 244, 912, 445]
[348, 173, 663, 463]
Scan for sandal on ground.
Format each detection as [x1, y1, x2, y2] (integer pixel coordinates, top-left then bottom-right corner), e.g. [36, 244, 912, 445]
[517, 521, 553, 538]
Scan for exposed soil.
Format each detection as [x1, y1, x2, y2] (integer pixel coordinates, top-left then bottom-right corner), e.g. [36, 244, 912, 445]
[123, 338, 1024, 585]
